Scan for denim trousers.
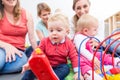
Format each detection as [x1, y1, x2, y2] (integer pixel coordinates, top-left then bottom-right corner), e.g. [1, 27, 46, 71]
[0, 48, 27, 74]
[106, 39, 120, 57]
[21, 64, 70, 80]
[25, 41, 40, 58]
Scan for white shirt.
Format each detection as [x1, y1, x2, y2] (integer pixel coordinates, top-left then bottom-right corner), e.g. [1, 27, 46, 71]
[73, 34, 94, 61]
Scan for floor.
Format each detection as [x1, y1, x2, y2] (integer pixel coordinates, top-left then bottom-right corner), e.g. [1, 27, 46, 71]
[0, 73, 23, 80]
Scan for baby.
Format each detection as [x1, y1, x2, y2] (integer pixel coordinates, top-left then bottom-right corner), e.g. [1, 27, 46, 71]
[73, 14, 120, 80]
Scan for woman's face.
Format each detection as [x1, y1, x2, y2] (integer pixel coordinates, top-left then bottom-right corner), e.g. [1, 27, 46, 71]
[74, 0, 90, 18]
[2, 0, 17, 8]
[39, 10, 50, 25]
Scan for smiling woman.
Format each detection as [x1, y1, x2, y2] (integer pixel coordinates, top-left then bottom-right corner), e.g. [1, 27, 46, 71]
[0, 0, 37, 75]
[20, 0, 120, 41]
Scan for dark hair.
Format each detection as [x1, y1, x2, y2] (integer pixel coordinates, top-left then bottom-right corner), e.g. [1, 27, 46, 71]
[72, 0, 90, 32]
[0, 0, 21, 20]
[37, 2, 51, 16]
[72, 0, 90, 10]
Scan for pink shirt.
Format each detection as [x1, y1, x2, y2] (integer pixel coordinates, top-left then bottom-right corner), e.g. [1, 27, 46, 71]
[0, 9, 28, 50]
[39, 37, 78, 72]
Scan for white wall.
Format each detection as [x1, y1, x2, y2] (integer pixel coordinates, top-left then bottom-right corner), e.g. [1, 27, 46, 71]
[20, 0, 120, 44]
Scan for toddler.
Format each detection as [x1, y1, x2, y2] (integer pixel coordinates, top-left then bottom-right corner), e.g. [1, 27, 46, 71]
[22, 13, 83, 80]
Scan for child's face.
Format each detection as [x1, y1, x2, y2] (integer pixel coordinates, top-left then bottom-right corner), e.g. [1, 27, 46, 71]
[48, 20, 67, 43]
[84, 22, 98, 36]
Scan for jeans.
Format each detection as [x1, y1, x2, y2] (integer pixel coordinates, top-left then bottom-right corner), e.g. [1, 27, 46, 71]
[25, 41, 40, 58]
[21, 64, 70, 80]
[0, 48, 27, 74]
[21, 70, 36, 80]
[25, 46, 33, 58]
[53, 64, 70, 80]
[106, 39, 120, 57]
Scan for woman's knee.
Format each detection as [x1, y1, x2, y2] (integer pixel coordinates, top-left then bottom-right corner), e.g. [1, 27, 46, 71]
[17, 51, 28, 64]
[0, 51, 28, 74]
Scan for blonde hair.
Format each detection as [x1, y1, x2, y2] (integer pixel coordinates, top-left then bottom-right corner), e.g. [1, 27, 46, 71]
[37, 2, 51, 16]
[0, 0, 21, 20]
[48, 13, 70, 33]
[76, 14, 98, 32]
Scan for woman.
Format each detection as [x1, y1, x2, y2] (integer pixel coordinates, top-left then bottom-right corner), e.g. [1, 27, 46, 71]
[69, 0, 90, 39]
[22, 2, 51, 80]
[36, 2, 50, 41]
[25, 2, 51, 57]
[0, 0, 37, 74]
[70, 0, 120, 55]
[71, 0, 120, 79]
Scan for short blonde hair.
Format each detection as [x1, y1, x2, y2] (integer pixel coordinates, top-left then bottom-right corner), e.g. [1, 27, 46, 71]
[76, 14, 98, 32]
[48, 13, 69, 32]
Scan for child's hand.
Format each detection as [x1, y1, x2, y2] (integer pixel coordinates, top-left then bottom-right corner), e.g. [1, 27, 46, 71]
[21, 63, 30, 74]
[89, 39, 99, 48]
[94, 57, 100, 70]
[73, 72, 84, 80]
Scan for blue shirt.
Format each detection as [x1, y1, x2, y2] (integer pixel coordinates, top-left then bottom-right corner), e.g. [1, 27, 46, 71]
[35, 20, 48, 37]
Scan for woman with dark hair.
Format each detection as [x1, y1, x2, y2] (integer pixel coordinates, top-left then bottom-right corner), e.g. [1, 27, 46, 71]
[70, 0, 120, 56]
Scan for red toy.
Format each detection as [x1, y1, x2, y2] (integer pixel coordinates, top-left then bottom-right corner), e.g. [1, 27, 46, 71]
[29, 48, 59, 80]
[109, 67, 120, 74]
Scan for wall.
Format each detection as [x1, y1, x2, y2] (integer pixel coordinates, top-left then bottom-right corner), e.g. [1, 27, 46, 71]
[20, 0, 120, 44]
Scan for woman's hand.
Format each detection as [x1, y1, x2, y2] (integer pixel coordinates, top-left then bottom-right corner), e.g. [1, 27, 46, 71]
[73, 72, 84, 80]
[4, 43, 22, 62]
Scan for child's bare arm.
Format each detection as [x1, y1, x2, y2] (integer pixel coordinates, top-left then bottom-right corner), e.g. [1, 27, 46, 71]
[73, 72, 84, 80]
[21, 63, 30, 74]
[94, 57, 100, 70]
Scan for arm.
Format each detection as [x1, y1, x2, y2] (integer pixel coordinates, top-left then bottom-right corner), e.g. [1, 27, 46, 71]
[68, 40, 84, 80]
[73, 34, 93, 61]
[36, 30, 45, 41]
[26, 11, 37, 50]
[73, 34, 100, 70]
[73, 72, 84, 80]
[0, 41, 22, 62]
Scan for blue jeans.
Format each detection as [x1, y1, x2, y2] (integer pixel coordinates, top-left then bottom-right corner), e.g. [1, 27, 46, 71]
[0, 48, 27, 74]
[106, 39, 120, 57]
[53, 64, 70, 80]
[25, 41, 40, 58]
[21, 64, 70, 80]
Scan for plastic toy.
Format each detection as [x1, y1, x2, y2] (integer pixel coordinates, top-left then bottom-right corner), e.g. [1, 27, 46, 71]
[92, 31, 120, 80]
[103, 74, 120, 80]
[109, 68, 120, 74]
[29, 48, 59, 80]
